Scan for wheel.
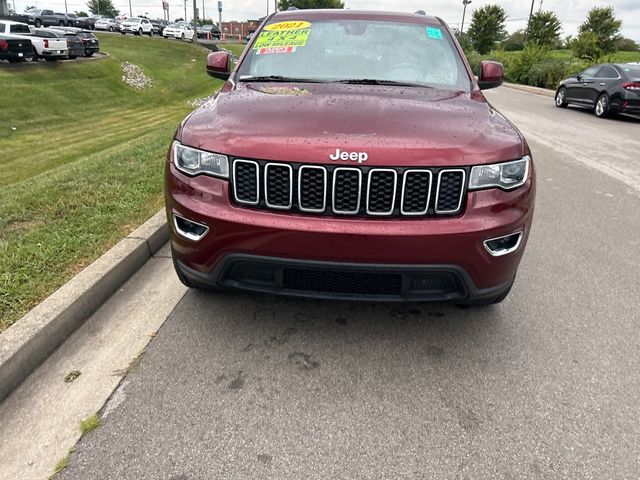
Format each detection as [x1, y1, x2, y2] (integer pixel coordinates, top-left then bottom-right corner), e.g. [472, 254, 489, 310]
[594, 93, 610, 118]
[181, 32, 185, 40]
[148, 29, 153, 37]
[121, 31, 126, 34]
[25, 49, 37, 62]
[138, 28, 143, 36]
[35, 19, 42, 27]
[58, 20, 65, 26]
[109, 26, 114, 32]
[555, 87, 567, 108]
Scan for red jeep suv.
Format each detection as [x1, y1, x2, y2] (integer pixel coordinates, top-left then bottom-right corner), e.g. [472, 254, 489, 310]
[165, 9, 535, 304]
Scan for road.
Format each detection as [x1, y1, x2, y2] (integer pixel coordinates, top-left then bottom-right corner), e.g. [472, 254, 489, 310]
[40, 87, 640, 479]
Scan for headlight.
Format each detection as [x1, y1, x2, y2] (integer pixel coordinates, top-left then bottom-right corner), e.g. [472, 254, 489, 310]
[173, 141, 229, 178]
[468, 156, 530, 190]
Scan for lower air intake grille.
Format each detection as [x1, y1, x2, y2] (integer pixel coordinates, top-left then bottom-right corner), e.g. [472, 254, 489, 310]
[282, 268, 402, 296]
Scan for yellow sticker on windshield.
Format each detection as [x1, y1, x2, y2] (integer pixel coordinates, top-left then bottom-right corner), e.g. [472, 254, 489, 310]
[264, 21, 311, 31]
[254, 29, 311, 52]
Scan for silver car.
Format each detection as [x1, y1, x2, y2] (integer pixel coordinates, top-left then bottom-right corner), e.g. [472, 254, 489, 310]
[94, 18, 120, 32]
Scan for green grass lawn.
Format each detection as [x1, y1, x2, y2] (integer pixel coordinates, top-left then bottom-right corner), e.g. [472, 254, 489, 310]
[0, 33, 222, 331]
[218, 42, 247, 57]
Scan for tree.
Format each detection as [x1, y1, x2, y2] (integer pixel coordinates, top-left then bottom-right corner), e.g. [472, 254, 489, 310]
[87, 0, 119, 17]
[466, 4, 507, 54]
[24, 5, 36, 11]
[502, 30, 526, 51]
[570, 31, 601, 61]
[75, 10, 89, 17]
[527, 10, 562, 48]
[278, 0, 344, 10]
[616, 37, 638, 52]
[578, 7, 622, 54]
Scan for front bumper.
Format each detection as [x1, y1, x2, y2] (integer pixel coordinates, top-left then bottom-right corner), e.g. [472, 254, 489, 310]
[166, 161, 535, 301]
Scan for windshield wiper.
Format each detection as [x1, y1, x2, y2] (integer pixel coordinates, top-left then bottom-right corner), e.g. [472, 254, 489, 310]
[238, 75, 324, 83]
[333, 79, 429, 88]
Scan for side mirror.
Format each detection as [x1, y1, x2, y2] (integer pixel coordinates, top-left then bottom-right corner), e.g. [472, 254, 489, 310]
[477, 60, 504, 90]
[206, 51, 231, 80]
[576, 73, 582, 81]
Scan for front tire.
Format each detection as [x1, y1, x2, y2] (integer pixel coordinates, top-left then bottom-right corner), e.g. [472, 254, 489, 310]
[109, 26, 114, 32]
[594, 93, 610, 118]
[555, 87, 568, 108]
[148, 29, 153, 37]
[138, 28, 143, 36]
[181, 33, 185, 40]
[35, 19, 42, 27]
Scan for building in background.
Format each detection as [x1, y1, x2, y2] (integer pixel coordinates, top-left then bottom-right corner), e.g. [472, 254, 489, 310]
[220, 19, 259, 40]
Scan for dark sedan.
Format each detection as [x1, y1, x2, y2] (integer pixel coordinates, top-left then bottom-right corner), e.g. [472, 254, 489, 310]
[196, 24, 221, 39]
[555, 63, 640, 118]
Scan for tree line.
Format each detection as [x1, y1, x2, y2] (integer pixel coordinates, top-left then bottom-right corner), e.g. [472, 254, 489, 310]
[461, 5, 636, 59]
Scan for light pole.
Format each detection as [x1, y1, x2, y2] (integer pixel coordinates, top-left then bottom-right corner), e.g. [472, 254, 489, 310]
[461, 0, 471, 34]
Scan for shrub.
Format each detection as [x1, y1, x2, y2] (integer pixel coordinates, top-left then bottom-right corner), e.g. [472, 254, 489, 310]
[527, 59, 567, 89]
[503, 43, 550, 85]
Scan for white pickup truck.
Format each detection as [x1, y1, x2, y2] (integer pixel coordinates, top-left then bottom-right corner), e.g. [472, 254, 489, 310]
[0, 20, 67, 61]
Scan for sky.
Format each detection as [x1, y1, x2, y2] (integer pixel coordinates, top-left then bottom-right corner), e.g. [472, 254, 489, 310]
[8, 0, 640, 41]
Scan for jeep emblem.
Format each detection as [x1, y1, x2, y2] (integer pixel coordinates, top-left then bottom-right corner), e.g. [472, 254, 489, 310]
[329, 148, 368, 163]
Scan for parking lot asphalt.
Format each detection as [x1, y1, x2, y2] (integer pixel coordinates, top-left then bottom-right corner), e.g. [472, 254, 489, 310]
[58, 87, 640, 480]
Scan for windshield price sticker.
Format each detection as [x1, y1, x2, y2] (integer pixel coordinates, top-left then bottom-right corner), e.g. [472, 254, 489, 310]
[256, 46, 297, 55]
[254, 29, 311, 52]
[264, 21, 311, 31]
[427, 27, 443, 40]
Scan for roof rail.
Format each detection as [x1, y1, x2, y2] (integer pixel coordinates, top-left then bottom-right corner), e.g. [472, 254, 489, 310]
[414, 10, 426, 15]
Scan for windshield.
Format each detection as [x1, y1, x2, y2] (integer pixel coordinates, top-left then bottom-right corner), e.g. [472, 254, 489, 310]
[126, 18, 140, 23]
[237, 19, 470, 91]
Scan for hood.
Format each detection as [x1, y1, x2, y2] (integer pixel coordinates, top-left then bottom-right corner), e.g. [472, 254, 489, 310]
[180, 82, 525, 167]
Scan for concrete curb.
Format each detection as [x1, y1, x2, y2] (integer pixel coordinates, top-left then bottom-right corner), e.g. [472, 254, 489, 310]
[502, 82, 555, 98]
[0, 209, 168, 403]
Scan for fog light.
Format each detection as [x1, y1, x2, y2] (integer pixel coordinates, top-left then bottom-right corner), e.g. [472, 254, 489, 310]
[173, 214, 209, 241]
[483, 232, 523, 257]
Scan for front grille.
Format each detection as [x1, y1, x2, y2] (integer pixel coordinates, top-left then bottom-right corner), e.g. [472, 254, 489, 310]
[231, 160, 467, 217]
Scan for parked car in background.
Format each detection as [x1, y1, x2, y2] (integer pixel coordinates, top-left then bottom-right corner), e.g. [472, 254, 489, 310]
[0, 34, 33, 62]
[0, 20, 67, 60]
[25, 9, 67, 27]
[94, 17, 120, 32]
[196, 24, 220, 39]
[44, 28, 84, 59]
[120, 17, 154, 36]
[45, 26, 100, 56]
[150, 19, 168, 35]
[244, 31, 253, 42]
[75, 30, 100, 56]
[64, 14, 93, 29]
[163, 22, 194, 40]
[555, 63, 640, 118]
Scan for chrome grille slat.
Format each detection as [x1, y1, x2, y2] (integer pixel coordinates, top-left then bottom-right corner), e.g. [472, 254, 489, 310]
[435, 169, 466, 214]
[366, 169, 397, 216]
[298, 165, 327, 213]
[332, 167, 362, 215]
[231, 160, 466, 217]
[264, 162, 293, 210]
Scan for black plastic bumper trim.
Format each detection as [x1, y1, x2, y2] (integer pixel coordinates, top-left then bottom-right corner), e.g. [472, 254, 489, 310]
[174, 253, 514, 304]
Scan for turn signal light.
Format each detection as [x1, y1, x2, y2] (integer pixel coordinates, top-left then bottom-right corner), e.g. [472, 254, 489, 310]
[43, 39, 49, 48]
